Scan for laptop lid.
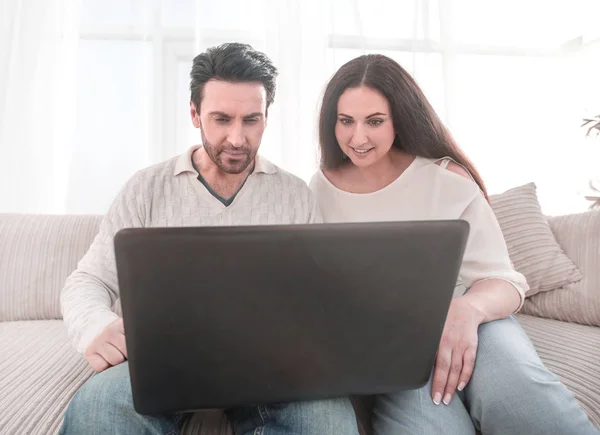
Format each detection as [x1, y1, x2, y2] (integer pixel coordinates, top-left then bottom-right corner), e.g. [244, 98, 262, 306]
[114, 220, 469, 415]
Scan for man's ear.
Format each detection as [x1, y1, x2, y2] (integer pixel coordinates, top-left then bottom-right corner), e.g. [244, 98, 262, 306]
[190, 101, 201, 128]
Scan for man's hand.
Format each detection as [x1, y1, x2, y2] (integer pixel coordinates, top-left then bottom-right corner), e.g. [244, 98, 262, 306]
[84, 318, 127, 372]
[431, 297, 484, 406]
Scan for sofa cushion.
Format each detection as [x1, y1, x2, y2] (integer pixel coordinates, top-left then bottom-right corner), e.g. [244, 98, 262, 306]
[521, 209, 600, 326]
[0, 214, 102, 321]
[516, 314, 600, 428]
[489, 183, 582, 296]
[0, 320, 93, 434]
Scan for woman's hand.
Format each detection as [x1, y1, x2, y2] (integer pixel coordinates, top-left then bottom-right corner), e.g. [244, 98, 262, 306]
[431, 296, 485, 405]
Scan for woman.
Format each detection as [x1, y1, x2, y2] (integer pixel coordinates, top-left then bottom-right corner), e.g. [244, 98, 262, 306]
[309, 54, 599, 435]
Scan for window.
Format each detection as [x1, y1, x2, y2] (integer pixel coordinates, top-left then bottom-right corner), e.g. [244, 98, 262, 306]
[75, 0, 599, 215]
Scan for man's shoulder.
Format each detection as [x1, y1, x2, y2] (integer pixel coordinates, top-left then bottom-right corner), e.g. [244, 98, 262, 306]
[272, 166, 308, 187]
[134, 155, 179, 180]
[256, 157, 311, 192]
[255, 160, 320, 222]
[122, 156, 179, 189]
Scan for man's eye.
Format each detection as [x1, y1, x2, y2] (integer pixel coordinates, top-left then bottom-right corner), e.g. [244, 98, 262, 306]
[245, 118, 259, 124]
[216, 118, 229, 123]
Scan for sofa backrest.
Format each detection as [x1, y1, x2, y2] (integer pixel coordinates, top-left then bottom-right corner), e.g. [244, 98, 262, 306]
[0, 214, 102, 321]
[523, 209, 600, 326]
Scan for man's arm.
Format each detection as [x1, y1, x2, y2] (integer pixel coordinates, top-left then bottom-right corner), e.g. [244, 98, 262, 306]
[61, 174, 146, 358]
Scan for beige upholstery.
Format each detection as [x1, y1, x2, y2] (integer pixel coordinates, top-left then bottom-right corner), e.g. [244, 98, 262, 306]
[516, 314, 600, 428]
[488, 183, 583, 296]
[0, 321, 93, 434]
[0, 214, 102, 321]
[0, 213, 598, 434]
[522, 210, 600, 326]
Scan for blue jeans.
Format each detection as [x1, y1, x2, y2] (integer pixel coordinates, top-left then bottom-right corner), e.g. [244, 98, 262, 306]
[372, 316, 599, 435]
[59, 362, 359, 435]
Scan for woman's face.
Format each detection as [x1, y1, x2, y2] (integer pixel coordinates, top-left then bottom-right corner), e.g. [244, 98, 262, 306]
[335, 85, 396, 168]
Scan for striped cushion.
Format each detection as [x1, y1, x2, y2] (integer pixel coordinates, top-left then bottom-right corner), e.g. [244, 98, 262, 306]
[521, 210, 600, 326]
[489, 183, 583, 296]
[516, 314, 600, 428]
[0, 320, 93, 434]
[0, 214, 102, 321]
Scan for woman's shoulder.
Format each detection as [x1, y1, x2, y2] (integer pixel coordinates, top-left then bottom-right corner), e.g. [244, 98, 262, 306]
[431, 157, 474, 181]
[417, 156, 483, 199]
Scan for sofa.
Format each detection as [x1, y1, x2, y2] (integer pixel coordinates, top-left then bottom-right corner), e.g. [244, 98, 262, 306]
[1, 183, 599, 434]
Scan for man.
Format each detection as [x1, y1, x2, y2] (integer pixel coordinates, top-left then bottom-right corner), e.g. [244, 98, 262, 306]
[59, 43, 359, 435]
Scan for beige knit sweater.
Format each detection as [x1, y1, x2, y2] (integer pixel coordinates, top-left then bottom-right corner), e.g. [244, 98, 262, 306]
[61, 145, 322, 353]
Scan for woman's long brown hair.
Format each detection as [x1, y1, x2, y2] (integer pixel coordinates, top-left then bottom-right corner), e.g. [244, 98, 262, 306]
[318, 54, 488, 199]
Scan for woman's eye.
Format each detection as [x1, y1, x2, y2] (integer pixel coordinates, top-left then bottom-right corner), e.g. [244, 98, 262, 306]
[369, 119, 383, 126]
[340, 118, 353, 125]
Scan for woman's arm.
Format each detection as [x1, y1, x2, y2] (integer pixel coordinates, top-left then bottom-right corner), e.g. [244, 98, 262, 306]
[430, 162, 528, 405]
[431, 280, 521, 406]
[442, 161, 529, 307]
[461, 278, 522, 324]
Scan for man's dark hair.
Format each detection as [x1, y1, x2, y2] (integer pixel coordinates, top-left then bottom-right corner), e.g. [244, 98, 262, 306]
[190, 42, 278, 111]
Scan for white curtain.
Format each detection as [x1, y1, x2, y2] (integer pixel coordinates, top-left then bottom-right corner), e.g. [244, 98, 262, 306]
[0, 0, 79, 214]
[1, 0, 599, 216]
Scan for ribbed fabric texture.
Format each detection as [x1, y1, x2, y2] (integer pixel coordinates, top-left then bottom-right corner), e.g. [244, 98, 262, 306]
[489, 183, 583, 296]
[0, 214, 102, 322]
[521, 210, 600, 326]
[516, 314, 600, 428]
[0, 320, 93, 435]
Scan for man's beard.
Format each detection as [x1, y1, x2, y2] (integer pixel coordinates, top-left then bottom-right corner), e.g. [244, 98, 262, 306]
[201, 130, 256, 175]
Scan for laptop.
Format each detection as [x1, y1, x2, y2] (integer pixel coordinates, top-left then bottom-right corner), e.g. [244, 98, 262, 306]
[114, 220, 469, 415]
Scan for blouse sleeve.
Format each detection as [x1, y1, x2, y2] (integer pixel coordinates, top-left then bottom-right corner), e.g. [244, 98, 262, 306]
[458, 192, 529, 311]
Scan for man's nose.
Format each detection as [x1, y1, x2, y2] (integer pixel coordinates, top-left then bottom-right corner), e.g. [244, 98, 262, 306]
[227, 122, 245, 147]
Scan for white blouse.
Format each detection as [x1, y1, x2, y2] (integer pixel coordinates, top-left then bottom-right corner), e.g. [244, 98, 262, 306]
[308, 156, 528, 309]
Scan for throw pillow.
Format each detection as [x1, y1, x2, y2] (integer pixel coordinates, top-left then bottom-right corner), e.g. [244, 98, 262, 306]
[488, 182, 582, 297]
[521, 209, 600, 326]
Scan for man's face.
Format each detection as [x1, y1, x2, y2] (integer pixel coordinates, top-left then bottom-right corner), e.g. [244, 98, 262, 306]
[190, 79, 268, 174]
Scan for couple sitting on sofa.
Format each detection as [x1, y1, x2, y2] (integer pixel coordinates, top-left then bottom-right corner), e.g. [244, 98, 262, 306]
[58, 42, 599, 435]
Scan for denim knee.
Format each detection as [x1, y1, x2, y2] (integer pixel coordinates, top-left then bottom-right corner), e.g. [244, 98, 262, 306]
[60, 362, 181, 435]
[284, 397, 359, 434]
[229, 397, 359, 435]
[60, 363, 133, 433]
